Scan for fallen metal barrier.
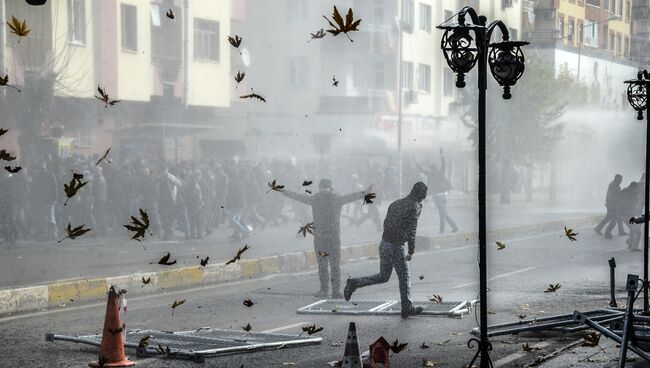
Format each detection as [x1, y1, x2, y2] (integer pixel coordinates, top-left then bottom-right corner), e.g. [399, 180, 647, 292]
[46, 327, 322, 362]
[297, 299, 474, 317]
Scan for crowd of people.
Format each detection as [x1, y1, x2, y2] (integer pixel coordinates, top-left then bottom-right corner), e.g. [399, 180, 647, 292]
[0, 151, 456, 244]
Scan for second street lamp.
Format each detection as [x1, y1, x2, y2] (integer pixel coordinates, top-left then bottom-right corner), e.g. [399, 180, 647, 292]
[625, 70, 650, 313]
[438, 6, 528, 367]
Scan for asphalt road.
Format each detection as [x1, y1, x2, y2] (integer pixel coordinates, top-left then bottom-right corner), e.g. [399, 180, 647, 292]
[0, 196, 599, 289]
[2, 222, 648, 367]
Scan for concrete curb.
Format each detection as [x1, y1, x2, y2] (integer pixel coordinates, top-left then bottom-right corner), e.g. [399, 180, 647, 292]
[0, 215, 601, 317]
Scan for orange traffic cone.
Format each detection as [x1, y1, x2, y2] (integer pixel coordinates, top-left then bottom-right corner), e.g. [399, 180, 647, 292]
[341, 322, 362, 368]
[89, 285, 135, 367]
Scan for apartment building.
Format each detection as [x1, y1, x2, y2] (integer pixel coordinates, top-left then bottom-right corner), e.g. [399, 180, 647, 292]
[528, 0, 637, 108]
[0, 0, 231, 162]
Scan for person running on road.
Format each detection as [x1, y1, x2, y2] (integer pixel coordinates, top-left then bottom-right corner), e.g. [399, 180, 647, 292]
[281, 179, 368, 298]
[344, 182, 428, 318]
[595, 174, 626, 239]
[414, 149, 457, 234]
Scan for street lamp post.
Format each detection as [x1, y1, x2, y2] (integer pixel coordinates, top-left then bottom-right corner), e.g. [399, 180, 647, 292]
[437, 7, 528, 367]
[625, 70, 650, 313]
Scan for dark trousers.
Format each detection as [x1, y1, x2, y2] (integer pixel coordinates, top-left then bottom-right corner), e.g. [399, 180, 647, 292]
[315, 242, 341, 293]
[434, 194, 458, 233]
[351, 240, 413, 311]
[596, 206, 625, 235]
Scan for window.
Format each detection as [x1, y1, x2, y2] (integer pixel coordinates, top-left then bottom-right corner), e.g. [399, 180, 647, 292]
[625, 1, 630, 22]
[374, 61, 385, 89]
[558, 16, 565, 38]
[121, 4, 137, 51]
[625, 36, 630, 56]
[289, 57, 308, 87]
[617, 0, 622, 15]
[401, 0, 415, 32]
[68, 0, 86, 44]
[585, 0, 600, 6]
[502, 0, 513, 8]
[373, 0, 384, 26]
[609, 31, 615, 51]
[401, 61, 413, 90]
[443, 68, 453, 96]
[584, 21, 598, 47]
[193, 19, 219, 61]
[604, 0, 609, 10]
[616, 33, 622, 53]
[417, 63, 431, 93]
[419, 3, 431, 32]
[577, 21, 584, 44]
[567, 20, 574, 42]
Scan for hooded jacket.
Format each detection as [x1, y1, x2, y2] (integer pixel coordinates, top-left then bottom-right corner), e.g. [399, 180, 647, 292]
[382, 182, 428, 254]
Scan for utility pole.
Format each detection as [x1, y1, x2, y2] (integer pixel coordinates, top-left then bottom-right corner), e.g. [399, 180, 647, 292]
[396, 1, 404, 196]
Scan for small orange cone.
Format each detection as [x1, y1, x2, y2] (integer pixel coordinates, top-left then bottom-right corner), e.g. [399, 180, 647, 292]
[89, 285, 135, 367]
[341, 322, 362, 368]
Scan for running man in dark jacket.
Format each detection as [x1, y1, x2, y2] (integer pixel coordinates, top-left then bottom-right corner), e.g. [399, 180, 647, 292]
[595, 174, 625, 239]
[282, 179, 367, 298]
[344, 182, 428, 318]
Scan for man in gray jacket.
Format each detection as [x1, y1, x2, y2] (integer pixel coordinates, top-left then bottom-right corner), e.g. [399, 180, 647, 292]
[344, 182, 428, 318]
[282, 179, 367, 298]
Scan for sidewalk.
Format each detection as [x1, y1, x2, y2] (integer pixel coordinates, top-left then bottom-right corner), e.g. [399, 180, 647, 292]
[0, 193, 602, 316]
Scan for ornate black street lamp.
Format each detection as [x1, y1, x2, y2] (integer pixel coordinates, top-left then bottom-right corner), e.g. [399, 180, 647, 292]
[438, 7, 528, 367]
[625, 70, 650, 313]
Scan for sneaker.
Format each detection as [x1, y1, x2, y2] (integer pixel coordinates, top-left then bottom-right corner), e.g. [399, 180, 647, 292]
[331, 291, 343, 299]
[313, 289, 328, 298]
[401, 306, 424, 319]
[344, 279, 357, 301]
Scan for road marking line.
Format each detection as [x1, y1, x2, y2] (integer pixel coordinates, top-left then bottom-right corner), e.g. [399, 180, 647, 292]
[452, 266, 538, 289]
[493, 341, 550, 367]
[261, 322, 309, 333]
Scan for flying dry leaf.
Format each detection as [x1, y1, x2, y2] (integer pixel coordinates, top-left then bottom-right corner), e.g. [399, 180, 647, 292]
[138, 335, 150, 348]
[242, 323, 252, 332]
[234, 71, 245, 88]
[301, 324, 324, 335]
[95, 85, 120, 108]
[332, 75, 339, 87]
[0, 75, 20, 92]
[243, 298, 254, 307]
[420, 342, 430, 349]
[305, 189, 312, 194]
[544, 283, 561, 294]
[226, 244, 250, 265]
[429, 294, 443, 304]
[171, 299, 185, 315]
[582, 331, 601, 347]
[95, 148, 111, 166]
[302, 180, 313, 186]
[419, 275, 424, 280]
[154, 252, 177, 266]
[124, 208, 152, 243]
[496, 241, 506, 250]
[0, 128, 7, 136]
[7, 16, 29, 41]
[228, 35, 242, 54]
[200, 256, 209, 267]
[141, 277, 151, 285]
[63, 173, 88, 206]
[267, 179, 285, 192]
[165, 9, 174, 19]
[58, 222, 91, 243]
[298, 222, 315, 237]
[522, 343, 541, 352]
[518, 314, 527, 319]
[0, 150, 16, 161]
[390, 339, 408, 354]
[564, 226, 578, 241]
[308, 28, 326, 42]
[363, 192, 376, 205]
[323, 6, 362, 42]
[4, 166, 21, 173]
[240, 88, 266, 103]
[155, 344, 178, 359]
